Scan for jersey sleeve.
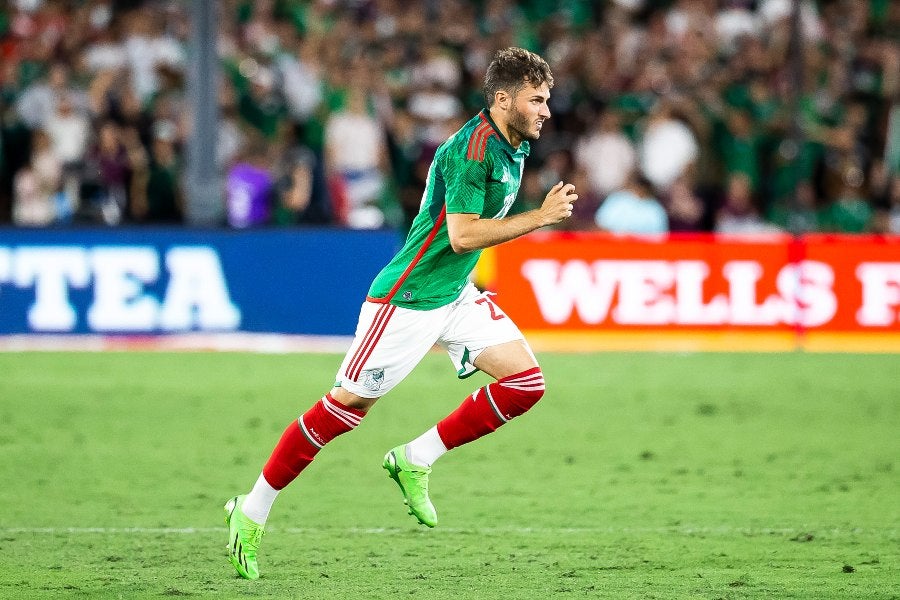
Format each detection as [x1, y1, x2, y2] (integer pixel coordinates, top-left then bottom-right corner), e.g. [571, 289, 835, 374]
[441, 150, 490, 215]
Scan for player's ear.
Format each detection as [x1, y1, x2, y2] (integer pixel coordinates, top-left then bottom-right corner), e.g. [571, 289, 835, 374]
[494, 89, 510, 111]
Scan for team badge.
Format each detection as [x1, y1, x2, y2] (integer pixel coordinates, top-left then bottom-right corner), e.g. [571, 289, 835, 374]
[362, 368, 385, 392]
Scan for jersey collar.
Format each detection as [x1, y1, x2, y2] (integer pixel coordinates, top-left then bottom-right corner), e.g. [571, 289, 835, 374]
[480, 109, 530, 158]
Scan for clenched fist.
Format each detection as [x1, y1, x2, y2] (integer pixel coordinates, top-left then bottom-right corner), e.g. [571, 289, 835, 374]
[539, 181, 579, 226]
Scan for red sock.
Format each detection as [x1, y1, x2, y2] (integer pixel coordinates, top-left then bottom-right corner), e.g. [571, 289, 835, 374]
[262, 394, 366, 490]
[436, 367, 545, 450]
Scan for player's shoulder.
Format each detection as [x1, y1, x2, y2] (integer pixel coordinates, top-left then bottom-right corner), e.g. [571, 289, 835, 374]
[441, 112, 498, 165]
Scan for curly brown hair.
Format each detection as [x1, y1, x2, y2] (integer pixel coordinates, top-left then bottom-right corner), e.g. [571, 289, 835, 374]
[483, 47, 554, 107]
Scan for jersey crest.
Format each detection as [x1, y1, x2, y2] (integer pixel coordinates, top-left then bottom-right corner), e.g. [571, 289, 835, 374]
[362, 368, 385, 392]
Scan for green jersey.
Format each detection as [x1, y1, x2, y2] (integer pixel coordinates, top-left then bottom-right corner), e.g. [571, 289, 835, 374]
[367, 109, 530, 309]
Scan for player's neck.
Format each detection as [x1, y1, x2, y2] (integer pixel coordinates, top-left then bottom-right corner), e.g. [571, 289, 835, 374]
[488, 106, 523, 149]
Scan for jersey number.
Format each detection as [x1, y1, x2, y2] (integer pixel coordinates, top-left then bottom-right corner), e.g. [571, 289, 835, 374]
[475, 296, 506, 320]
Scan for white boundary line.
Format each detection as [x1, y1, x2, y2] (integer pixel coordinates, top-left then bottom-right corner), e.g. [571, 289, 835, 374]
[1, 526, 893, 536]
[0, 334, 354, 354]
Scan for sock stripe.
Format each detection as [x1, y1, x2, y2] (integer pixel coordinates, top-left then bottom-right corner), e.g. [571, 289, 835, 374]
[499, 367, 542, 382]
[497, 373, 544, 385]
[499, 373, 545, 392]
[298, 416, 324, 449]
[483, 385, 508, 423]
[500, 383, 545, 392]
[503, 373, 544, 382]
[321, 396, 363, 428]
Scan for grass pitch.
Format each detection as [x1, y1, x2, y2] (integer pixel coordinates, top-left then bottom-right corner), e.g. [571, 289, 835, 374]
[0, 350, 897, 599]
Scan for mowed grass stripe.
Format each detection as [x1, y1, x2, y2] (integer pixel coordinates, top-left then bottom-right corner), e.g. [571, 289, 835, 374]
[0, 351, 897, 599]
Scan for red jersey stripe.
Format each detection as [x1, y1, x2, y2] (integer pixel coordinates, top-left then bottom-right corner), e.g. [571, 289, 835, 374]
[470, 119, 494, 162]
[466, 121, 490, 160]
[377, 205, 447, 304]
[476, 132, 496, 161]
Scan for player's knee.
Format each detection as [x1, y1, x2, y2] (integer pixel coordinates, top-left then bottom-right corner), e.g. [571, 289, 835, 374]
[506, 385, 544, 415]
[495, 367, 545, 418]
[330, 387, 379, 413]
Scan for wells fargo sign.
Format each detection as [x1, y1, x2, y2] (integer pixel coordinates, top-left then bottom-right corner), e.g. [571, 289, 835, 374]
[492, 233, 900, 339]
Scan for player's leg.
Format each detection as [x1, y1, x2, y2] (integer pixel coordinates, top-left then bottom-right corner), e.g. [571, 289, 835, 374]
[409, 338, 544, 466]
[387, 287, 544, 525]
[226, 301, 441, 577]
[225, 390, 376, 581]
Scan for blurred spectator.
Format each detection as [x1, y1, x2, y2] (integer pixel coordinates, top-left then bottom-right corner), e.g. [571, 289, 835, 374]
[80, 121, 144, 225]
[665, 176, 707, 232]
[564, 168, 603, 231]
[121, 5, 185, 106]
[44, 92, 89, 166]
[639, 101, 700, 192]
[131, 120, 182, 224]
[276, 35, 325, 126]
[0, 0, 897, 233]
[595, 172, 668, 235]
[818, 185, 874, 233]
[226, 135, 274, 229]
[44, 91, 89, 210]
[885, 176, 900, 234]
[767, 179, 821, 234]
[715, 172, 780, 234]
[574, 109, 636, 199]
[718, 108, 762, 196]
[271, 136, 331, 226]
[871, 164, 900, 234]
[324, 83, 389, 229]
[12, 128, 63, 226]
[14, 61, 70, 130]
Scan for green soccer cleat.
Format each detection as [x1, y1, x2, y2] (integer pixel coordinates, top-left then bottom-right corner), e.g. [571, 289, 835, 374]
[383, 445, 437, 527]
[224, 495, 265, 580]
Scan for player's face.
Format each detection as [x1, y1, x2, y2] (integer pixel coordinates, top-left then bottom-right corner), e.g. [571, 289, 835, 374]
[508, 82, 551, 142]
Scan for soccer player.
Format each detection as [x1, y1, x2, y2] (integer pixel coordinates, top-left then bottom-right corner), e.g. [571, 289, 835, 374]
[224, 47, 578, 580]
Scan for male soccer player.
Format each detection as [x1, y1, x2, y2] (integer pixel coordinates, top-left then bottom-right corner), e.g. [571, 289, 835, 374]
[225, 46, 578, 580]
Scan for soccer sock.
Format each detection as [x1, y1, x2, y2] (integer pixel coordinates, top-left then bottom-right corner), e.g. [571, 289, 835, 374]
[241, 473, 279, 525]
[405, 426, 447, 467]
[436, 367, 545, 451]
[257, 393, 365, 492]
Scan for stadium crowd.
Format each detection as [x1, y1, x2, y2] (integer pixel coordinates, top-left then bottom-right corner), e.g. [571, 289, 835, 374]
[0, 0, 898, 233]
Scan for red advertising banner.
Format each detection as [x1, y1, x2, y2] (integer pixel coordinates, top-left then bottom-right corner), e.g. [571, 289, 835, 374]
[491, 232, 900, 351]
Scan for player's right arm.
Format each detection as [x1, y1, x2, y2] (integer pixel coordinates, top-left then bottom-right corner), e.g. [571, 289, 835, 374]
[446, 181, 578, 253]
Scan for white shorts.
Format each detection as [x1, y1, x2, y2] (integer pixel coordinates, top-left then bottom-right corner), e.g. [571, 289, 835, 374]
[335, 283, 527, 398]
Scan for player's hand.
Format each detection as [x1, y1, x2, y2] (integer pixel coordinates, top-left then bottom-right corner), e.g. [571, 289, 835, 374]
[539, 181, 578, 226]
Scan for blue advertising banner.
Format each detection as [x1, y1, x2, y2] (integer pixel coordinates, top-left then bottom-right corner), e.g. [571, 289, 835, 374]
[0, 228, 401, 336]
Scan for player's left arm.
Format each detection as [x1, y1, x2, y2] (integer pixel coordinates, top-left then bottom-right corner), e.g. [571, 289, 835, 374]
[447, 181, 578, 253]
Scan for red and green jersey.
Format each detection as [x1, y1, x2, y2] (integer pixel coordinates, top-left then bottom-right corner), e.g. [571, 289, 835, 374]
[367, 109, 530, 310]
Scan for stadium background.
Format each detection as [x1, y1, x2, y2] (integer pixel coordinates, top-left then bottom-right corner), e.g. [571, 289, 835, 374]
[0, 0, 898, 348]
[1, 3, 898, 599]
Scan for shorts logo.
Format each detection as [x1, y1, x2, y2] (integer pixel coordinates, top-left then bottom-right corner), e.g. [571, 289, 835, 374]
[362, 368, 385, 392]
[403, 291, 412, 301]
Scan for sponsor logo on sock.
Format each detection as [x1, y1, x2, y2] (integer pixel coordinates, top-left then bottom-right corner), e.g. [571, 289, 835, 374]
[308, 427, 324, 446]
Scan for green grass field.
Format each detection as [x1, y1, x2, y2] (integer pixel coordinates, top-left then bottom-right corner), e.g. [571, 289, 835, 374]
[0, 350, 897, 599]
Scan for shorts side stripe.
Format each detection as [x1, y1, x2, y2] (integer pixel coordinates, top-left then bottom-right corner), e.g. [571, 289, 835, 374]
[346, 304, 392, 381]
[349, 305, 396, 382]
